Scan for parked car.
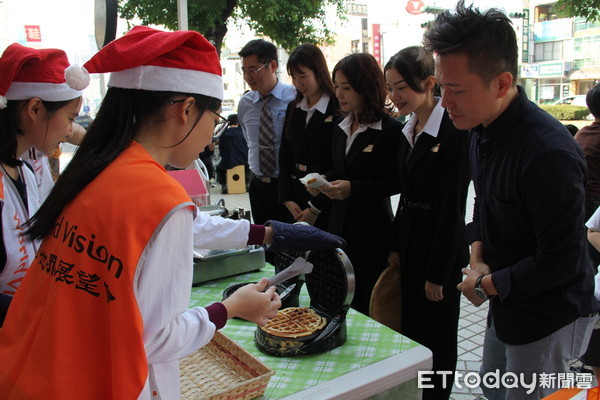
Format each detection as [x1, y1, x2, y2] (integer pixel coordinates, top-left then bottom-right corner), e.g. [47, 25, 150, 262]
[553, 95, 587, 107]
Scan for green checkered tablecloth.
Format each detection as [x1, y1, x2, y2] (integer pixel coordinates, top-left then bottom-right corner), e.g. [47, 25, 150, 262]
[188, 267, 420, 399]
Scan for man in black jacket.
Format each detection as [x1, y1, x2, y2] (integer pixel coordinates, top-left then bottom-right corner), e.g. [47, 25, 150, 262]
[424, 2, 600, 399]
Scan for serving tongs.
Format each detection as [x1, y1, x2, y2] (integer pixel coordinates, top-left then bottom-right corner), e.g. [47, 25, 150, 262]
[266, 257, 313, 289]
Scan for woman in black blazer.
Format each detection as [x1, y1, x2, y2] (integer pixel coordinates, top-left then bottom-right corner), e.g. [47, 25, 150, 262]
[318, 53, 402, 315]
[279, 44, 336, 230]
[385, 46, 470, 400]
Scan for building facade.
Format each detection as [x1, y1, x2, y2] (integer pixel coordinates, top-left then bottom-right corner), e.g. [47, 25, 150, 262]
[520, 0, 600, 104]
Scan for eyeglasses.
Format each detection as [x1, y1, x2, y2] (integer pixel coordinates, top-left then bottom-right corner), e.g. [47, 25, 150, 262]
[241, 61, 270, 77]
[210, 109, 230, 139]
[168, 99, 229, 139]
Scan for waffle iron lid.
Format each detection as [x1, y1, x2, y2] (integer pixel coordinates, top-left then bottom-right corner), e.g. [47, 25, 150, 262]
[305, 248, 355, 315]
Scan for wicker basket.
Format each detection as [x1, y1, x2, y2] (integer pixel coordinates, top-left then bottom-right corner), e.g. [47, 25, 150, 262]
[180, 331, 274, 400]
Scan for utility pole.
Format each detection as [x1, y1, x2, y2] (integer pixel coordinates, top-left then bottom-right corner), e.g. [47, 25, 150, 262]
[177, 0, 188, 31]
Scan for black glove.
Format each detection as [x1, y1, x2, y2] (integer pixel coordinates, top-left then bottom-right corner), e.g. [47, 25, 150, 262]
[265, 220, 346, 252]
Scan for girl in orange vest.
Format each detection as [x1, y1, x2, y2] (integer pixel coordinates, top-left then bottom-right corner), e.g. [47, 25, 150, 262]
[0, 27, 343, 400]
[0, 44, 89, 326]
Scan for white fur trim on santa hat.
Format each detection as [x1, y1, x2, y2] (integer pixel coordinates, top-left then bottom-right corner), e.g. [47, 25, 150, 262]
[5, 82, 83, 102]
[108, 65, 223, 101]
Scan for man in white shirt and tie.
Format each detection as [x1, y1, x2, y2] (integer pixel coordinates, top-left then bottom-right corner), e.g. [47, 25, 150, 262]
[237, 39, 296, 230]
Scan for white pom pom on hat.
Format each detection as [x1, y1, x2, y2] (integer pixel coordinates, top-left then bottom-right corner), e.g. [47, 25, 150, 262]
[83, 26, 223, 101]
[0, 43, 88, 109]
[65, 65, 90, 91]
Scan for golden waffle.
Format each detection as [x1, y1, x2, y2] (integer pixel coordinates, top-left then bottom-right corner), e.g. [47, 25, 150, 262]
[261, 307, 327, 338]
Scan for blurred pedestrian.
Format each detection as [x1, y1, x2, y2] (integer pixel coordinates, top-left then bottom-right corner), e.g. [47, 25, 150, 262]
[199, 143, 216, 187]
[564, 123, 579, 137]
[216, 113, 249, 194]
[575, 83, 600, 269]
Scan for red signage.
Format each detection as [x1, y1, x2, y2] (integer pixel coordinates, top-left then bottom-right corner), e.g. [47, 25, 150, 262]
[406, 0, 425, 15]
[25, 25, 42, 42]
[372, 24, 381, 65]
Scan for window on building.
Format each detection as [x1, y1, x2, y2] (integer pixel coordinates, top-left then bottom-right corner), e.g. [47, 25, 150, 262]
[574, 18, 600, 32]
[536, 4, 561, 22]
[534, 41, 563, 62]
[222, 67, 227, 75]
[224, 83, 229, 90]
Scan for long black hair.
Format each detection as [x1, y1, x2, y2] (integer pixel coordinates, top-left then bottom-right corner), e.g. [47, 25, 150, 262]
[0, 98, 78, 167]
[25, 87, 220, 241]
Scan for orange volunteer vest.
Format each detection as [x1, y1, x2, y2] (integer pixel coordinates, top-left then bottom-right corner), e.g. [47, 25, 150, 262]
[0, 141, 194, 399]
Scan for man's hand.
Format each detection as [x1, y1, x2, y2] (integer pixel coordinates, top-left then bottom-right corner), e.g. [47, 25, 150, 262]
[457, 268, 487, 307]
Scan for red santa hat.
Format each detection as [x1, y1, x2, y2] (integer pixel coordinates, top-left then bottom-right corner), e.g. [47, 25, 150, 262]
[83, 26, 223, 101]
[0, 43, 89, 109]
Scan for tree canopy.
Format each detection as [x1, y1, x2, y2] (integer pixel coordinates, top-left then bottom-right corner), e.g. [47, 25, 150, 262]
[118, 0, 345, 53]
[555, 0, 600, 22]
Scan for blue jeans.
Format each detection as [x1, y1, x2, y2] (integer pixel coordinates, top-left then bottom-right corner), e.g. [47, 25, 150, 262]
[480, 316, 596, 400]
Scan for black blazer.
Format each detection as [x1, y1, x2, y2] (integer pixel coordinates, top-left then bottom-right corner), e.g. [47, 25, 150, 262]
[392, 111, 470, 286]
[326, 114, 402, 246]
[278, 97, 337, 224]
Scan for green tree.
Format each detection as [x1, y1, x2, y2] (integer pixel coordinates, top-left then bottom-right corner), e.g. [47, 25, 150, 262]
[555, 0, 600, 22]
[119, 0, 345, 54]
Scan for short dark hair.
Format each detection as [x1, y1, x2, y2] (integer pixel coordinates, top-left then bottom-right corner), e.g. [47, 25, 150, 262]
[238, 39, 278, 65]
[384, 46, 435, 94]
[423, 0, 518, 86]
[564, 124, 579, 137]
[227, 113, 238, 125]
[287, 43, 335, 102]
[586, 83, 600, 118]
[332, 53, 387, 124]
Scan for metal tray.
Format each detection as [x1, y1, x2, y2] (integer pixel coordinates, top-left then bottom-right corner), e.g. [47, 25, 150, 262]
[192, 245, 265, 285]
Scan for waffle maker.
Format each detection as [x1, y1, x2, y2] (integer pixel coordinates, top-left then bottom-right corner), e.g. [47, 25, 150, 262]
[255, 248, 355, 356]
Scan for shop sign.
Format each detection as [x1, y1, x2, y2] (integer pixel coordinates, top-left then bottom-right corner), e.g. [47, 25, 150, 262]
[24, 25, 41, 42]
[539, 62, 563, 76]
[521, 64, 539, 78]
[372, 24, 381, 65]
[406, 0, 425, 15]
[346, 3, 368, 17]
[533, 19, 572, 43]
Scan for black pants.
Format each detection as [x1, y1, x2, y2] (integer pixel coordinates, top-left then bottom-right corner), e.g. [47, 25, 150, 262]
[400, 268, 462, 400]
[248, 176, 293, 225]
[249, 176, 294, 264]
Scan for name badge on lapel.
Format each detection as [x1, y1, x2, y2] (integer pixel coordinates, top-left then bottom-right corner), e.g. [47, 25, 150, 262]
[363, 144, 374, 153]
[324, 115, 333, 122]
[430, 143, 441, 153]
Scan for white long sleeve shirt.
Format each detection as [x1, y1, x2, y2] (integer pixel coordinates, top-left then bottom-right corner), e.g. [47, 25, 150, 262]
[136, 209, 251, 399]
